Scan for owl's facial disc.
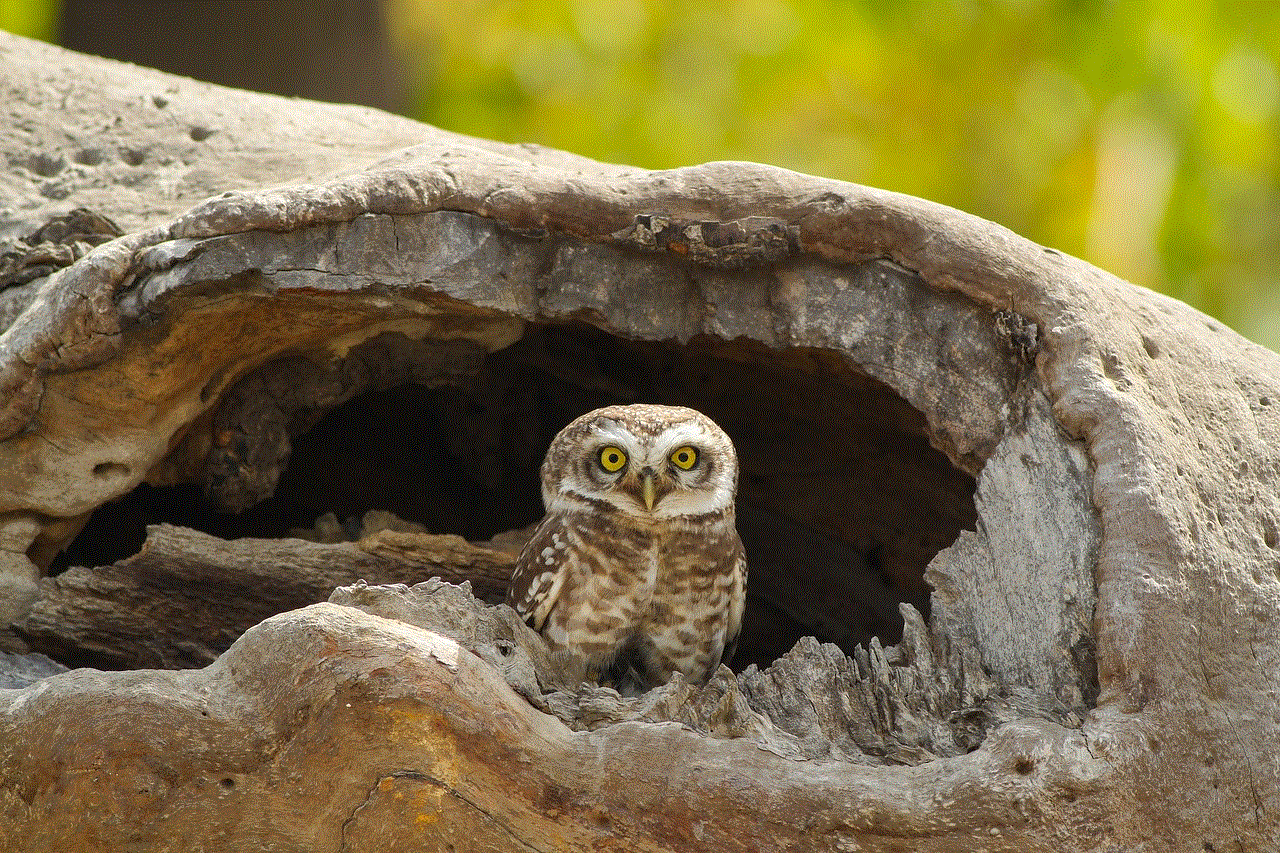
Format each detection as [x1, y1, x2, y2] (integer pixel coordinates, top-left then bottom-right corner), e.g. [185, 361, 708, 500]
[542, 405, 737, 519]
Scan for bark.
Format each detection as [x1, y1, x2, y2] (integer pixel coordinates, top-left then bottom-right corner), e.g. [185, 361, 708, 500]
[2, 31, 1278, 852]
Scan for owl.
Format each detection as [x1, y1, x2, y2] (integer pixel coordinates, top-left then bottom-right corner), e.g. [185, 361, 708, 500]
[506, 404, 746, 690]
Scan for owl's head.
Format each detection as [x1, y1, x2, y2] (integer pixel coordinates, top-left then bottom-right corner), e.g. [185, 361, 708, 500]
[541, 404, 738, 520]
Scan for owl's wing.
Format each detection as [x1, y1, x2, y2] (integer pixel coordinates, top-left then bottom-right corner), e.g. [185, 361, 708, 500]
[505, 513, 572, 632]
[720, 535, 747, 668]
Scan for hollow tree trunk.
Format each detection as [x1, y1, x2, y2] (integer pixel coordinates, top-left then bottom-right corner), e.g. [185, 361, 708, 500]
[1, 32, 1277, 852]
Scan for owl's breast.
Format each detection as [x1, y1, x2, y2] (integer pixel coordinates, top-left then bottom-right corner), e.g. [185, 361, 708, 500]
[578, 518, 706, 617]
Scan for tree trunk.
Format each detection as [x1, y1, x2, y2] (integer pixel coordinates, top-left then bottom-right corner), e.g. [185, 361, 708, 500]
[1, 32, 1277, 852]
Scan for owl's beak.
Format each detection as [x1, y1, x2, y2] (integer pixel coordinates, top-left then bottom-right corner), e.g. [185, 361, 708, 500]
[641, 470, 657, 511]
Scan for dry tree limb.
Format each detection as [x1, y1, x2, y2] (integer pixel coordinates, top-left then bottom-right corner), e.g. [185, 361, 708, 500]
[15, 524, 512, 668]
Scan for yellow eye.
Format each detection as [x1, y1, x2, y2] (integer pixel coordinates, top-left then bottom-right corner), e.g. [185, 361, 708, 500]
[670, 445, 698, 470]
[598, 445, 627, 473]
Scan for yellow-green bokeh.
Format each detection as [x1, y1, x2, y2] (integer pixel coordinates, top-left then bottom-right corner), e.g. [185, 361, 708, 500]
[0, 0, 56, 42]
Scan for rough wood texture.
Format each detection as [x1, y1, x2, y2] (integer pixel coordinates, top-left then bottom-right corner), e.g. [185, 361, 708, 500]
[926, 391, 1098, 712]
[15, 523, 513, 669]
[2, 32, 1278, 851]
[0, 602, 1113, 852]
[0, 650, 66, 689]
[330, 579, 1057, 767]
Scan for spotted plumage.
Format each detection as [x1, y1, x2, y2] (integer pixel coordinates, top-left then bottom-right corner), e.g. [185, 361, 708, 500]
[506, 404, 746, 689]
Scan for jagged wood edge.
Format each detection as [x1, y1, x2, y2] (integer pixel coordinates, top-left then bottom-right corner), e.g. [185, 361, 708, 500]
[17, 518, 1056, 767]
[330, 578, 1053, 767]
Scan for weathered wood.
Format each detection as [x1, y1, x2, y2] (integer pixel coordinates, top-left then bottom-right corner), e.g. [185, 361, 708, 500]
[330, 579, 1038, 766]
[926, 391, 1098, 711]
[1, 30, 1278, 852]
[0, 650, 66, 689]
[0, 603, 1114, 853]
[15, 524, 513, 668]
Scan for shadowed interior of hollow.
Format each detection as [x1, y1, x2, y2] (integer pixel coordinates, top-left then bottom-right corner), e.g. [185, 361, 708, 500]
[53, 323, 977, 671]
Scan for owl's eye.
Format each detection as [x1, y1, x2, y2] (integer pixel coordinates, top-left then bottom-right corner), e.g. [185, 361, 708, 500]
[669, 445, 699, 470]
[598, 445, 628, 473]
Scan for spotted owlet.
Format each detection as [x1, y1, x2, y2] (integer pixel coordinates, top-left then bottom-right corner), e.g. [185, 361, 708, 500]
[506, 404, 746, 689]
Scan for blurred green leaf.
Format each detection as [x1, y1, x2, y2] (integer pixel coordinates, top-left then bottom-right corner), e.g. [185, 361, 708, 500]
[0, 0, 59, 42]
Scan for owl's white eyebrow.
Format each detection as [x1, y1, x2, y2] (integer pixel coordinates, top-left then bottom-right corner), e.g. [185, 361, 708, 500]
[590, 423, 633, 445]
[654, 426, 710, 448]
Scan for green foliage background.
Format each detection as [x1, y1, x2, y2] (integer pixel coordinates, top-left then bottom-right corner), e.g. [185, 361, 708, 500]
[7, 1, 1280, 350]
